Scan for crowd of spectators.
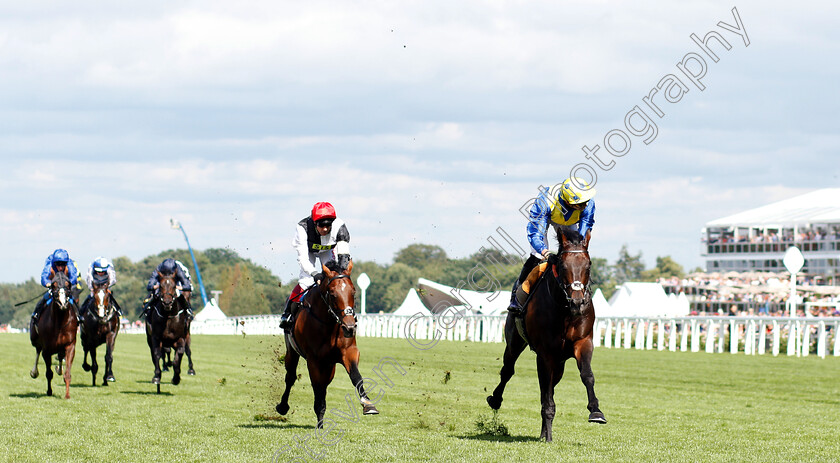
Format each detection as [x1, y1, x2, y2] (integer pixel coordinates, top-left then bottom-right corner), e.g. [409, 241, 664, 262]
[659, 272, 840, 317]
[707, 226, 840, 245]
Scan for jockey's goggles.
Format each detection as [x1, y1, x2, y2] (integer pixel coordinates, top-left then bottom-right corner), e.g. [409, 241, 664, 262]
[315, 219, 334, 228]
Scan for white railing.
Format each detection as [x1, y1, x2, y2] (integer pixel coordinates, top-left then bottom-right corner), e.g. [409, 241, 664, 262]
[121, 314, 840, 358]
[593, 316, 840, 359]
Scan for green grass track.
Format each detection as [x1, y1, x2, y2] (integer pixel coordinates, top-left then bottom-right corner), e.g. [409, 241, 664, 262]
[1, 333, 838, 462]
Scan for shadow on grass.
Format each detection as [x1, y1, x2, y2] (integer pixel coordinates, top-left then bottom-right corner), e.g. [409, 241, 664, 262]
[9, 392, 51, 399]
[238, 423, 316, 430]
[120, 391, 174, 396]
[455, 434, 543, 443]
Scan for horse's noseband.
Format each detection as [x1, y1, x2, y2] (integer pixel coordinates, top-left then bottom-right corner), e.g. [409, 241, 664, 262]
[319, 274, 357, 328]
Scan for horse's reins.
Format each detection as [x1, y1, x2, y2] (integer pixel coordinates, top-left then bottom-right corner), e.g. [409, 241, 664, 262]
[303, 274, 356, 328]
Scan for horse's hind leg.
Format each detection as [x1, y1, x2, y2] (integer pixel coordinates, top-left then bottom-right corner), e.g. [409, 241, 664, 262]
[82, 345, 91, 372]
[63, 343, 75, 399]
[487, 314, 527, 410]
[309, 363, 336, 428]
[575, 338, 606, 423]
[276, 344, 300, 416]
[30, 349, 41, 379]
[185, 339, 195, 375]
[537, 355, 563, 442]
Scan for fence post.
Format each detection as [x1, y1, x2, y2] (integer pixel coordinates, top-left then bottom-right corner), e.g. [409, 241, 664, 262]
[705, 319, 716, 354]
[729, 320, 738, 354]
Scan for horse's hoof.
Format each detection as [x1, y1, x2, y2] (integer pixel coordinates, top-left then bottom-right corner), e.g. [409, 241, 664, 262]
[106, 375, 115, 382]
[588, 411, 607, 424]
[82, 363, 90, 372]
[30, 370, 39, 379]
[162, 366, 169, 372]
[486, 395, 502, 410]
[188, 369, 195, 376]
[152, 377, 161, 385]
[172, 375, 181, 386]
[46, 390, 52, 396]
[276, 403, 290, 415]
[363, 404, 379, 415]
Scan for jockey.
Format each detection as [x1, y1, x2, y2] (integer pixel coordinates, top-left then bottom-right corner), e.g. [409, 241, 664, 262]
[141, 258, 193, 319]
[31, 249, 81, 322]
[80, 257, 122, 318]
[508, 177, 596, 314]
[279, 202, 351, 330]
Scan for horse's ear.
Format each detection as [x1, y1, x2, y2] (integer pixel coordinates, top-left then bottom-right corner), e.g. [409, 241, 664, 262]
[346, 259, 353, 275]
[322, 264, 334, 278]
[583, 230, 592, 249]
[559, 228, 569, 249]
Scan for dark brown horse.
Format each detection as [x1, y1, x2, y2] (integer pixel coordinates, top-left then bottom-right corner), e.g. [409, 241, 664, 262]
[162, 332, 195, 376]
[29, 271, 78, 398]
[79, 277, 120, 386]
[276, 260, 379, 426]
[487, 226, 606, 442]
[145, 272, 191, 394]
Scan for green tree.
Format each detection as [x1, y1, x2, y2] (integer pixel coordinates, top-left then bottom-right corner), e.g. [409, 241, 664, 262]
[641, 256, 686, 281]
[614, 244, 644, 285]
[218, 263, 271, 316]
[393, 244, 447, 270]
[590, 257, 617, 300]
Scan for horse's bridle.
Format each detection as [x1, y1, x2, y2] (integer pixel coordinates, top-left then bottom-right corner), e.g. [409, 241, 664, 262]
[91, 287, 116, 323]
[317, 274, 357, 328]
[554, 249, 592, 304]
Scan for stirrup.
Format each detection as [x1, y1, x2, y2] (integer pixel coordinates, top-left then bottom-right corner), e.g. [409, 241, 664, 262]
[279, 314, 293, 330]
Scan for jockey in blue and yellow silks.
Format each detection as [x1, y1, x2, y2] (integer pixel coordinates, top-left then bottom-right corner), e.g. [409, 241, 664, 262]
[509, 178, 596, 314]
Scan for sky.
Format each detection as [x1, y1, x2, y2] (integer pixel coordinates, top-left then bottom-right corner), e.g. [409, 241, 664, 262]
[1, 1, 838, 285]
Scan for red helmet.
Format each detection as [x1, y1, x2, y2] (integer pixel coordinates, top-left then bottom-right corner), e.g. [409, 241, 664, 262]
[311, 202, 336, 222]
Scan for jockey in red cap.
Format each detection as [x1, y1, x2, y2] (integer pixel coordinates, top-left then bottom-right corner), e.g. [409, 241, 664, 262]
[280, 202, 351, 330]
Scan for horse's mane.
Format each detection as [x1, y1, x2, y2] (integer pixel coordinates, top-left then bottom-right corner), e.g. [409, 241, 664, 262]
[555, 225, 585, 247]
[325, 259, 349, 274]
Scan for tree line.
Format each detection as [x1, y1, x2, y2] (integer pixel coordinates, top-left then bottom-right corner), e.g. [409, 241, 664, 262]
[0, 244, 689, 327]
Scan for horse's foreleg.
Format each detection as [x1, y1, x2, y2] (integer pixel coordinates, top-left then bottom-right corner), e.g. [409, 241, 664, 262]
[90, 346, 98, 387]
[44, 353, 53, 396]
[82, 344, 90, 372]
[575, 338, 606, 423]
[537, 355, 563, 442]
[150, 339, 163, 385]
[487, 315, 527, 410]
[30, 349, 41, 379]
[104, 332, 116, 384]
[276, 344, 299, 416]
[63, 343, 75, 399]
[172, 341, 185, 386]
[342, 350, 379, 415]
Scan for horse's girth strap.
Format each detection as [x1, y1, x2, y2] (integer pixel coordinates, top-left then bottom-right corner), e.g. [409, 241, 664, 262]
[521, 262, 548, 294]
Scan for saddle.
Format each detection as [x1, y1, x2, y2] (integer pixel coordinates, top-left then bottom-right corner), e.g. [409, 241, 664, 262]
[513, 261, 550, 350]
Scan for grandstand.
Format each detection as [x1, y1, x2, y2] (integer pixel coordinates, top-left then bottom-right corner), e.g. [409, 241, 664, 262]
[701, 188, 840, 285]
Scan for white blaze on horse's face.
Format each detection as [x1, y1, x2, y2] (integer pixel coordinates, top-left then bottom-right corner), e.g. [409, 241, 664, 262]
[97, 289, 107, 317]
[58, 287, 67, 308]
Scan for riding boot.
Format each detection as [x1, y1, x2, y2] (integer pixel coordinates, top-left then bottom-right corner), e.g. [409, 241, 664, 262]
[31, 297, 47, 323]
[507, 281, 524, 316]
[140, 294, 153, 320]
[279, 299, 299, 330]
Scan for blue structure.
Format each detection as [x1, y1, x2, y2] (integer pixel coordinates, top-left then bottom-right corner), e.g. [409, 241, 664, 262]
[170, 218, 209, 307]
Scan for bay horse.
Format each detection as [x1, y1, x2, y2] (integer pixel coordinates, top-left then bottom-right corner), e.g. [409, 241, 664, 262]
[487, 226, 606, 442]
[145, 272, 190, 394]
[79, 276, 120, 386]
[162, 333, 195, 376]
[276, 260, 379, 427]
[29, 271, 78, 398]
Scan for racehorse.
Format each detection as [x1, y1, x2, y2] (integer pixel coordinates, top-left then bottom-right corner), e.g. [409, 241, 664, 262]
[29, 271, 78, 398]
[145, 272, 191, 394]
[276, 260, 379, 427]
[162, 332, 195, 376]
[79, 276, 120, 386]
[487, 226, 606, 442]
